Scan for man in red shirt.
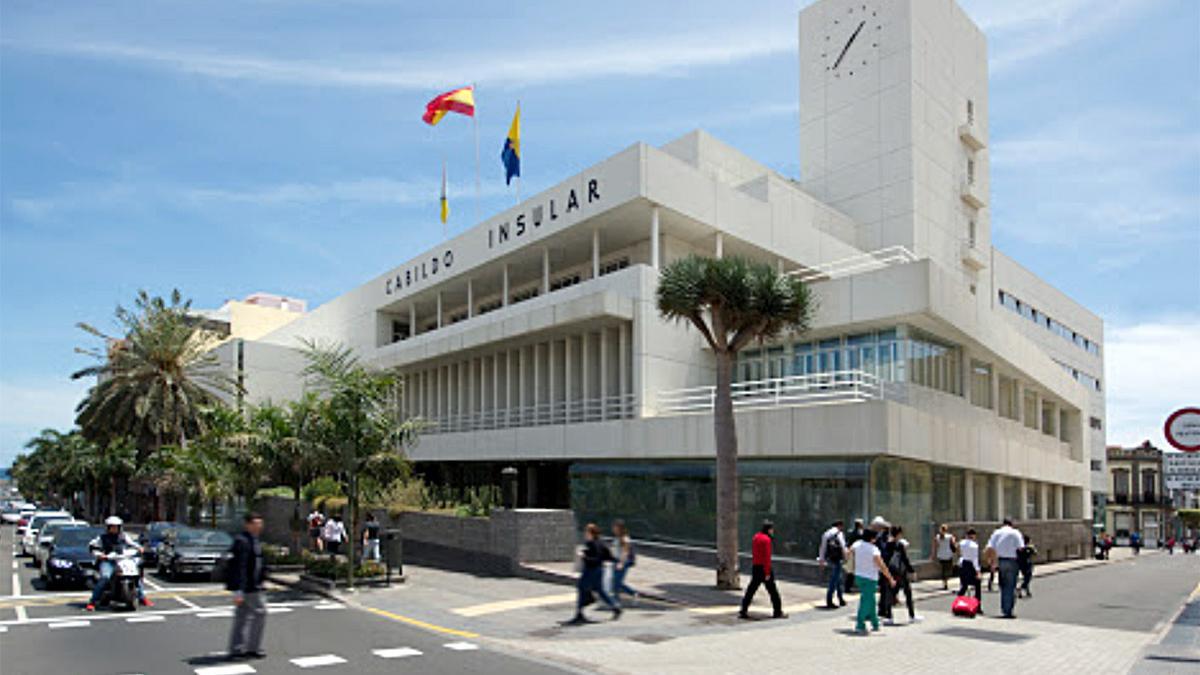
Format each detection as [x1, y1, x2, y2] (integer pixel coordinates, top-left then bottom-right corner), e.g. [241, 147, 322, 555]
[738, 520, 786, 619]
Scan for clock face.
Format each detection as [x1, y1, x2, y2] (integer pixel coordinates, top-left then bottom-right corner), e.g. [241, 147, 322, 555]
[822, 3, 881, 79]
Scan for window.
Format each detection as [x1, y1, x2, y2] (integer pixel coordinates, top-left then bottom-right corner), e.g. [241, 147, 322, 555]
[969, 361, 992, 409]
[966, 99, 975, 125]
[1041, 400, 1056, 437]
[998, 289, 1099, 357]
[550, 272, 581, 291]
[448, 311, 468, 324]
[510, 287, 539, 305]
[1142, 470, 1157, 503]
[598, 257, 630, 276]
[1090, 460, 1103, 472]
[477, 299, 502, 315]
[967, 158, 976, 185]
[968, 219, 977, 247]
[907, 332, 962, 396]
[998, 375, 1019, 420]
[391, 320, 410, 343]
[1112, 469, 1130, 500]
[1089, 416, 1102, 430]
[1023, 391, 1038, 430]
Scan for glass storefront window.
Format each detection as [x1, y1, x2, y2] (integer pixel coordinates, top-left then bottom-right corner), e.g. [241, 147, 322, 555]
[931, 465, 966, 525]
[1003, 477, 1021, 520]
[870, 457, 933, 558]
[974, 473, 997, 521]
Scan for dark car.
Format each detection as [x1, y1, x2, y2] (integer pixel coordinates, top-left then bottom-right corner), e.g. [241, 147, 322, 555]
[138, 521, 183, 567]
[158, 527, 234, 581]
[42, 526, 103, 589]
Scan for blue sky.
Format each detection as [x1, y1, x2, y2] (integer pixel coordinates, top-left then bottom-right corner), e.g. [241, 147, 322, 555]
[1, 0, 1198, 467]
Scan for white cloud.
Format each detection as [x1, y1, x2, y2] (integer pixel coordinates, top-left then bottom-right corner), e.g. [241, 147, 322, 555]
[1104, 316, 1200, 450]
[1, 26, 794, 90]
[0, 379, 90, 467]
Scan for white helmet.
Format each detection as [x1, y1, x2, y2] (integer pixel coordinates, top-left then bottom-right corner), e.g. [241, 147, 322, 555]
[104, 516, 123, 527]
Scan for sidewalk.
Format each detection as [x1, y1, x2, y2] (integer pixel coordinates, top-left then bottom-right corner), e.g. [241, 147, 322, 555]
[520, 547, 1154, 615]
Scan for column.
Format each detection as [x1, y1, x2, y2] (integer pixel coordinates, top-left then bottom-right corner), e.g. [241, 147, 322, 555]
[492, 352, 500, 424]
[1032, 391, 1042, 431]
[650, 206, 661, 269]
[542, 247, 551, 294]
[549, 340, 557, 421]
[1039, 483, 1050, 520]
[592, 229, 600, 278]
[619, 322, 629, 416]
[502, 264, 510, 307]
[599, 327, 609, 418]
[518, 346, 527, 420]
[466, 279, 474, 319]
[505, 350, 513, 425]
[715, 231, 724, 259]
[564, 336, 574, 421]
[1054, 485, 1065, 519]
[581, 331, 590, 418]
[435, 366, 443, 421]
[994, 474, 1004, 521]
[1019, 479, 1030, 521]
[1015, 381, 1026, 426]
[964, 470, 975, 521]
[436, 292, 443, 329]
[419, 370, 426, 419]
[533, 343, 541, 420]
[466, 358, 475, 422]
[479, 357, 486, 422]
[409, 303, 417, 338]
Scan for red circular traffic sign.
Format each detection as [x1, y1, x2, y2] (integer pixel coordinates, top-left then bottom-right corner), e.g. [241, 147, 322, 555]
[1165, 407, 1200, 452]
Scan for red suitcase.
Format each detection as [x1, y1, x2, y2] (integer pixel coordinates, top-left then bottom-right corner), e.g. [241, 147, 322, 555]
[952, 595, 980, 618]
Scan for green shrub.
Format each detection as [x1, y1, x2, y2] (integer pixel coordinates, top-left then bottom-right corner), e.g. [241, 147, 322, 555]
[302, 476, 343, 503]
[314, 495, 348, 513]
[304, 556, 385, 580]
[255, 485, 294, 499]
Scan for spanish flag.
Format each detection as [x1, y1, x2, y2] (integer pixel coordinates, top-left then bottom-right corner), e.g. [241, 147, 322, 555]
[423, 86, 475, 126]
[501, 104, 520, 185]
[440, 161, 449, 224]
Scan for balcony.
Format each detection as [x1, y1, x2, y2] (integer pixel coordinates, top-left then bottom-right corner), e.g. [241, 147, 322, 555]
[421, 393, 636, 435]
[959, 121, 986, 151]
[960, 241, 987, 271]
[960, 180, 986, 209]
[657, 370, 898, 415]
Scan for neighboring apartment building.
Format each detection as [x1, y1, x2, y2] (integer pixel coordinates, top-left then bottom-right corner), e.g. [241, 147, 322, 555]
[1165, 451, 1200, 511]
[1106, 442, 1170, 545]
[211, 0, 1101, 560]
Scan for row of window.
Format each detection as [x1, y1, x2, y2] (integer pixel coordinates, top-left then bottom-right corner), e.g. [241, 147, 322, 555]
[998, 290, 1101, 357]
[1054, 359, 1102, 393]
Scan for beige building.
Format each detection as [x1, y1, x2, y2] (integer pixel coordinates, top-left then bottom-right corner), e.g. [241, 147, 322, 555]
[213, 0, 1102, 559]
[1106, 442, 1169, 545]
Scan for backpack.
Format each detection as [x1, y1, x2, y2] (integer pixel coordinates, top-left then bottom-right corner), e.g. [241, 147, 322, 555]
[825, 532, 844, 563]
[887, 542, 907, 576]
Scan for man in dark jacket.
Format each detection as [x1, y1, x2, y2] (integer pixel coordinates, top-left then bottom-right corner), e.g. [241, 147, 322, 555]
[227, 513, 268, 660]
[566, 523, 620, 625]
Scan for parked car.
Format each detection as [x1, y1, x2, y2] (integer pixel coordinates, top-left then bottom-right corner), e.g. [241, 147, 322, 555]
[2, 502, 36, 524]
[138, 521, 183, 567]
[33, 520, 85, 570]
[158, 527, 234, 581]
[41, 526, 103, 589]
[20, 511, 73, 556]
[13, 508, 38, 535]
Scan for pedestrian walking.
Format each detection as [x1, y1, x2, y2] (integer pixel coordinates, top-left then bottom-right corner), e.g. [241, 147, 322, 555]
[1102, 532, 1113, 559]
[1130, 531, 1142, 556]
[1167, 536, 1176, 555]
[932, 523, 958, 590]
[957, 528, 983, 614]
[566, 523, 620, 624]
[844, 518, 865, 595]
[362, 512, 381, 562]
[985, 517, 1024, 619]
[1017, 535, 1037, 598]
[610, 520, 638, 605]
[322, 513, 347, 556]
[848, 529, 897, 635]
[886, 525, 922, 624]
[739, 520, 786, 620]
[307, 509, 324, 553]
[818, 519, 847, 608]
[871, 517, 893, 622]
[227, 512, 268, 661]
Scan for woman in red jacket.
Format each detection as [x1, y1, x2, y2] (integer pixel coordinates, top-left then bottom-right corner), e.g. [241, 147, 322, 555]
[738, 520, 786, 619]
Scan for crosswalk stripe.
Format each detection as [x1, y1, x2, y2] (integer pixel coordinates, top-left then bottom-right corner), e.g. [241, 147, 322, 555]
[373, 647, 422, 659]
[290, 654, 347, 668]
[127, 615, 166, 623]
[314, 602, 345, 610]
[197, 611, 233, 618]
[266, 607, 293, 614]
[444, 641, 479, 651]
[194, 665, 255, 675]
[48, 620, 90, 629]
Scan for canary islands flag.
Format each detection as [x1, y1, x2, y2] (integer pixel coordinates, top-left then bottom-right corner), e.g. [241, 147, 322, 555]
[440, 161, 449, 224]
[501, 105, 520, 185]
[423, 86, 475, 126]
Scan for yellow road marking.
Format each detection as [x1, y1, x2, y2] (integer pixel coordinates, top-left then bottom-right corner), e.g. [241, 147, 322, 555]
[452, 593, 577, 617]
[1190, 580, 1200, 602]
[363, 606, 479, 639]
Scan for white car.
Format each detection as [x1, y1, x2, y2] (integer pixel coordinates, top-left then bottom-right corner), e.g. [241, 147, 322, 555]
[13, 508, 37, 536]
[3, 502, 36, 524]
[20, 512, 72, 556]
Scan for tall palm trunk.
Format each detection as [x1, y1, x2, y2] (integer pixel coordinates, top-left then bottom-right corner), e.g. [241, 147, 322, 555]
[347, 471, 358, 589]
[713, 351, 740, 590]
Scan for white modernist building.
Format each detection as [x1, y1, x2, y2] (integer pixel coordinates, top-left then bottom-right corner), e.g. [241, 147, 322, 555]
[219, 0, 1105, 558]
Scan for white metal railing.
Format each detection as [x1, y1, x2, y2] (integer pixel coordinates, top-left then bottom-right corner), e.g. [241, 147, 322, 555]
[420, 393, 636, 435]
[788, 246, 918, 284]
[657, 370, 897, 415]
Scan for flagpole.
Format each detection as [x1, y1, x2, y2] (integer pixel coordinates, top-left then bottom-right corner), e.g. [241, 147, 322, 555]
[442, 158, 448, 241]
[515, 99, 522, 205]
[472, 81, 481, 226]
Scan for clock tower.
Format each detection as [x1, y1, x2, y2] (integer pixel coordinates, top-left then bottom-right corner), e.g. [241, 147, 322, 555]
[799, 0, 990, 287]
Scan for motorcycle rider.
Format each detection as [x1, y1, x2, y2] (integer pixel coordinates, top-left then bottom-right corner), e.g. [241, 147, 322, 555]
[85, 516, 153, 611]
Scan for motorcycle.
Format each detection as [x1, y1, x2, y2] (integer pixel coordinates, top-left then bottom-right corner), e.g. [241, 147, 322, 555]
[89, 547, 144, 611]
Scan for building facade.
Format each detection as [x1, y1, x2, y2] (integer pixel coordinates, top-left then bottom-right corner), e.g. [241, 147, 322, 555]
[215, 0, 1102, 560]
[1165, 451, 1200, 511]
[1105, 442, 1170, 545]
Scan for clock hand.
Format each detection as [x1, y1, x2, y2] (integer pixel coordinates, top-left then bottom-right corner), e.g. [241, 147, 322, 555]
[832, 20, 866, 70]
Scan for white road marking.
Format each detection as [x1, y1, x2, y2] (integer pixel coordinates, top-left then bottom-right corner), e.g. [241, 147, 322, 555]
[444, 642, 479, 651]
[11, 572, 20, 598]
[314, 602, 344, 610]
[0, 600, 330, 627]
[48, 620, 91, 629]
[0, 586, 208, 600]
[10, 560, 15, 570]
[266, 601, 305, 608]
[197, 610, 233, 618]
[453, 592, 577, 617]
[0, 626, 8, 632]
[174, 595, 201, 609]
[373, 647, 422, 659]
[266, 607, 292, 614]
[194, 665, 256, 675]
[15, 605, 28, 622]
[289, 654, 347, 668]
[143, 576, 164, 591]
[127, 615, 166, 623]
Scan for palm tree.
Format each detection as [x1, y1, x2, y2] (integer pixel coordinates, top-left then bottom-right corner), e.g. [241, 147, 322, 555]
[656, 255, 815, 589]
[72, 289, 239, 457]
[92, 436, 137, 517]
[245, 396, 328, 552]
[300, 339, 418, 587]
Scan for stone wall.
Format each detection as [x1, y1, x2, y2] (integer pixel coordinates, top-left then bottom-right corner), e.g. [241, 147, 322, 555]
[945, 519, 1091, 563]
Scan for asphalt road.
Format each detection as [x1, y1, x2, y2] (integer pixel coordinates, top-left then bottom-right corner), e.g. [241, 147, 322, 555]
[915, 549, 1200, 634]
[0, 525, 578, 675]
